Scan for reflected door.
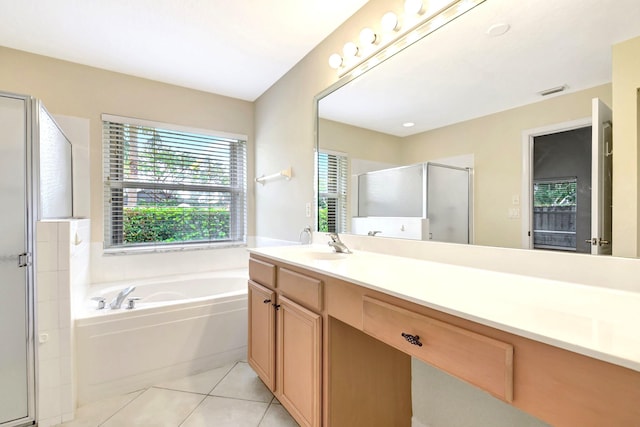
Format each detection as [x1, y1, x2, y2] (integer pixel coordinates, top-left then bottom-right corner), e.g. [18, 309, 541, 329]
[0, 95, 31, 426]
[590, 98, 613, 255]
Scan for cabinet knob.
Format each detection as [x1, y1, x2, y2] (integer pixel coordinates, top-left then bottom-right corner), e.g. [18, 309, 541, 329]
[263, 299, 272, 304]
[273, 303, 281, 311]
[401, 332, 423, 347]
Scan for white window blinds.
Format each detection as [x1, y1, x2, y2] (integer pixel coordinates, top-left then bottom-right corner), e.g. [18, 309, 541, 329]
[318, 151, 348, 233]
[103, 116, 247, 249]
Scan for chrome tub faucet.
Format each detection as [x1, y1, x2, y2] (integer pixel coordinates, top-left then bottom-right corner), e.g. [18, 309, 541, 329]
[327, 233, 351, 254]
[110, 286, 137, 309]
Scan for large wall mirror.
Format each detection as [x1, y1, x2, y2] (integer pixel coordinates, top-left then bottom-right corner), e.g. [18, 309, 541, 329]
[316, 0, 640, 255]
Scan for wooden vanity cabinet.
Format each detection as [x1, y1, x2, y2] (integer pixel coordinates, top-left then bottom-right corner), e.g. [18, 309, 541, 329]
[249, 253, 640, 427]
[277, 295, 322, 427]
[248, 258, 322, 427]
[247, 280, 276, 390]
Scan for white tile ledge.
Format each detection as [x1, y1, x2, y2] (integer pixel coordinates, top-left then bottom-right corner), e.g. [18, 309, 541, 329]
[249, 244, 640, 373]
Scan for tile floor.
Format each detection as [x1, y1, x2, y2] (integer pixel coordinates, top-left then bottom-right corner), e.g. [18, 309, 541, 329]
[57, 362, 299, 427]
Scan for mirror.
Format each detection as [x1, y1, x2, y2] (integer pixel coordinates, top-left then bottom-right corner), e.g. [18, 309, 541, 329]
[316, 0, 640, 253]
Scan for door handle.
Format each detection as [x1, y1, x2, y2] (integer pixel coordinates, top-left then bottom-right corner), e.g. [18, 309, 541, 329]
[585, 238, 610, 246]
[18, 253, 31, 268]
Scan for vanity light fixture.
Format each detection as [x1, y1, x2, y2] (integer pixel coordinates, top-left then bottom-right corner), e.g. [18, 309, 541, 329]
[328, 53, 343, 69]
[328, 0, 486, 77]
[404, 0, 425, 15]
[381, 12, 401, 32]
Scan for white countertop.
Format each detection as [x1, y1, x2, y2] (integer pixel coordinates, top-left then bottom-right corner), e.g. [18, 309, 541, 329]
[249, 244, 640, 372]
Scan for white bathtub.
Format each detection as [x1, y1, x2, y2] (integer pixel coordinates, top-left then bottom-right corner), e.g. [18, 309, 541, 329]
[75, 269, 249, 405]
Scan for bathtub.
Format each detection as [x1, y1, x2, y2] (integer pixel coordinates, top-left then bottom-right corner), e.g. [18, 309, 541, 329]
[75, 269, 249, 405]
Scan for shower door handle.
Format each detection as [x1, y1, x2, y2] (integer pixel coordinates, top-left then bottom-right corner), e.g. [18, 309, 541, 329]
[18, 253, 32, 268]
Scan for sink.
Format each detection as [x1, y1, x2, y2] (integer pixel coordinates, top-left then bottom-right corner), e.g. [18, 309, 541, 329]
[299, 251, 348, 261]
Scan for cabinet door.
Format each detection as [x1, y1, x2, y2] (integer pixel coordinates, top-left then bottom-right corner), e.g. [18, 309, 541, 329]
[277, 296, 322, 427]
[248, 280, 276, 391]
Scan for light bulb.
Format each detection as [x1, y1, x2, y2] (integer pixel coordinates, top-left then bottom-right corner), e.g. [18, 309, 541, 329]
[328, 53, 343, 69]
[404, 0, 424, 15]
[343, 42, 359, 58]
[381, 11, 400, 32]
[359, 27, 377, 45]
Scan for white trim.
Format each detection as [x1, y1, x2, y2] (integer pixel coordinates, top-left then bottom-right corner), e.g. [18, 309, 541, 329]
[101, 113, 248, 141]
[520, 117, 591, 249]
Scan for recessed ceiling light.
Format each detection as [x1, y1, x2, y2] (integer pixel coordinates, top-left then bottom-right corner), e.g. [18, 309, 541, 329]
[486, 23, 510, 37]
[403, 122, 415, 127]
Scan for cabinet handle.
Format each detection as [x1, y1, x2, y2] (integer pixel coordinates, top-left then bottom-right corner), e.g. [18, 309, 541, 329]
[401, 332, 423, 347]
[273, 303, 281, 311]
[263, 299, 272, 304]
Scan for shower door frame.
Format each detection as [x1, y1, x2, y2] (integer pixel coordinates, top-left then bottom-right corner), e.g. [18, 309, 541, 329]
[0, 92, 38, 427]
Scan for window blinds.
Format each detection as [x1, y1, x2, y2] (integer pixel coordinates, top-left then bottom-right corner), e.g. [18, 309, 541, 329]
[318, 151, 348, 233]
[103, 116, 246, 249]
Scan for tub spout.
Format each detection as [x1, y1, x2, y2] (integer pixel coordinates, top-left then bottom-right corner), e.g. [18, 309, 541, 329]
[110, 286, 136, 309]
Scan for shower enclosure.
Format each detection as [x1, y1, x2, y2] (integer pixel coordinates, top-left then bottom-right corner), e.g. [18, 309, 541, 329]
[352, 162, 472, 243]
[0, 92, 73, 427]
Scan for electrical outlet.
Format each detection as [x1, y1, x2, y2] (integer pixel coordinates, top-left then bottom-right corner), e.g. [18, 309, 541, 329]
[305, 202, 311, 218]
[508, 207, 520, 218]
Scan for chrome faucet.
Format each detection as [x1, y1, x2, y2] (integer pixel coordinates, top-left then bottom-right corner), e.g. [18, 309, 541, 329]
[110, 286, 137, 309]
[367, 230, 382, 236]
[327, 233, 351, 254]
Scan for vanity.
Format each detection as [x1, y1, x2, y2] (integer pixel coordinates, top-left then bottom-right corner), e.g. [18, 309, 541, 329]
[247, 244, 640, 427]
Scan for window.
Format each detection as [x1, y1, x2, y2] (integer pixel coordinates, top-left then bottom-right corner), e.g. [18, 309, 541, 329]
[103, 115, 246, 250]
[317, 151, 348, 233]
[533, 178, 577, 251]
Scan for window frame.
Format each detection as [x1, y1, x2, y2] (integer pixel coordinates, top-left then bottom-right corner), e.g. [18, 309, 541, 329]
[102, 114, 247, 253]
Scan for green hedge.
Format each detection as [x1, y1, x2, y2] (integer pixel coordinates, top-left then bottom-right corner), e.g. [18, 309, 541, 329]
[123, 206, 230, 244]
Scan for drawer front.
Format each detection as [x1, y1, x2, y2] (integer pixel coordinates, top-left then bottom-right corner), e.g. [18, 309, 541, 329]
[249, 258, 276, 289]
[279, 268, 323, 312]
[363, 296, 513, 402]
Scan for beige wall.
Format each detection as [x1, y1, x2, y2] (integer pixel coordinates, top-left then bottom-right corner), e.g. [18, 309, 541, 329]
[612, 36, 640, 257]
[254, 0, 393, 241]
[400, 84, 611, 248]
[319, 118, 401, 161]
[0, 46, 254, 281]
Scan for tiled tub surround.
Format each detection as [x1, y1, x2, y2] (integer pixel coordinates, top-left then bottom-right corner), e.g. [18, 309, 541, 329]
[37, 219, 90, 427]
[75, 269, 249, 405]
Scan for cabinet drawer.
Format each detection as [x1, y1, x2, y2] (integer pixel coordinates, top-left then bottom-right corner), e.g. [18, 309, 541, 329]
[279, 268, 323, 311]
[249, 258, 276, 289]
[362, 296, 513, 402]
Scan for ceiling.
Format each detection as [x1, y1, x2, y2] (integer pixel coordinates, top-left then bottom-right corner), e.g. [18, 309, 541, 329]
[319, 0, 640, 137]
[0, 0, 368, 101]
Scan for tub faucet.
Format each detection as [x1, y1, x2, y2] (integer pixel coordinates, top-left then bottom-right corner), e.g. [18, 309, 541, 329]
[110, 286, 136, 309]
[327, 233, 351, 254]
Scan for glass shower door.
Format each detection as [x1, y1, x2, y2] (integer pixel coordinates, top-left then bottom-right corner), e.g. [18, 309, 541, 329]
[0, 95, 32, 426]
[427, 163, 471, 244]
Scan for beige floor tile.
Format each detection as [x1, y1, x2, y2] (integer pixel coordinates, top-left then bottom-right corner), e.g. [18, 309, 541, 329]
[100, 388, 204, 427]
[258, 403, 300, 427]
[210, 362, 273, 402]
[181, 396, 269, 427]
[154, 363, 235, 395]
[57, 390, 143, 427]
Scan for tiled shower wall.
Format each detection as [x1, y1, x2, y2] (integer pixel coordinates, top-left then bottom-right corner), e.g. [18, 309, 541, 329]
[36, 219, 90, 427]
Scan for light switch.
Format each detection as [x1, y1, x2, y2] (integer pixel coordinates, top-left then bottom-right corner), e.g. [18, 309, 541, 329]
[512, 195, 520, 205]
[305, 202, 311, 218]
